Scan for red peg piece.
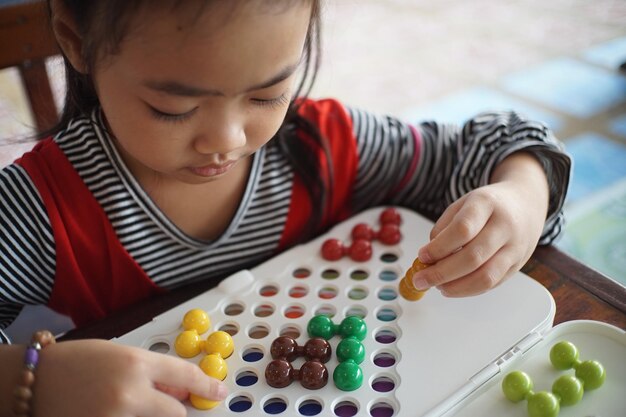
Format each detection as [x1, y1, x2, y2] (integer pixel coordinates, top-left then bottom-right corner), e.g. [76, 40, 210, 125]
[379, 207, 402, 226]
[348, 239, 372, 262]
[377, 223, 402, 245]
[321, 238, 345, 261]
[351, 223, 376, 241]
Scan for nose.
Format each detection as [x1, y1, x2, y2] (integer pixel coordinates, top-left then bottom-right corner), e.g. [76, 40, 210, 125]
[193, 109, 246, 155]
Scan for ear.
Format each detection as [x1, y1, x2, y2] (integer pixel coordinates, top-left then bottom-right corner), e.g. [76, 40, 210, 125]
[49, 0, 88, 73]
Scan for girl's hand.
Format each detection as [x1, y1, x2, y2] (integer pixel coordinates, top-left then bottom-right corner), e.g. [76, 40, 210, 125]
[412, 152, 550, 297]
[34, 339, 228, 417]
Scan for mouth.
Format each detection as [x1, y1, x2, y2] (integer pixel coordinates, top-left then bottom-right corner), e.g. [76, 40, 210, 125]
[188, 160, 236, 178]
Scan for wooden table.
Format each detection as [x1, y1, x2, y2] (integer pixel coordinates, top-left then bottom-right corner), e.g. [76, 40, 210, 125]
[60, 245, 626, 342]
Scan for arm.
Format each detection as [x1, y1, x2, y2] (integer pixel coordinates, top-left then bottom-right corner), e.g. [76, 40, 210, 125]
[414, 151, 551, 296]
[346, 107, 571, 296]
[409, 112, 571, 296]
[1, 340, 228, 417]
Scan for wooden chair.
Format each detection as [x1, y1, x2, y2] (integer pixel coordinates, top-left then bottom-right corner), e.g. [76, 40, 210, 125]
[0, 0, 60, 133]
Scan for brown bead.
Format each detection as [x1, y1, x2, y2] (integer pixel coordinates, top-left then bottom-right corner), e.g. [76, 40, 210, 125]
[303, 338, 331, 363]
[32, 330, 55, 347]
[299, 361, 328, 390]
[270, 336, 298, 361]
[265, 359, 293, 388]
[13, 399, 30, 414]
[19, 369, 35, 387]
[13, 385, 32, 401]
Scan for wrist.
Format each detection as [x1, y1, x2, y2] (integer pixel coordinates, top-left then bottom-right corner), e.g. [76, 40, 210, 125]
[0, 345, 26, 417]
[491, 151, 550, 213]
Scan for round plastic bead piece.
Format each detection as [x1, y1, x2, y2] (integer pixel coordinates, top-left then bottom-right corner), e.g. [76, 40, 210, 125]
[174, 329, 203, 358]
[552, 375, 584, 406]
[199, 353, 228, 381]
[502, 371, 534, 403]
[333, 360, 363, 391]
[299, 360, 329, 390]
[400, 258, 429, 301]
[399, 276, 426, 301]
[321, 238, 344, 261]
[379, 208, 401, 225]
[182, 308, 211, 334]
[377, 224, 402, 245]
[336, 338, 365, 364]
[307, 315, 336, 340]
[204, 331, 234, 359]
[526, 391, 560, 417]
[348, 239, 372, 262]
[189, 394, 220, 410]
[575, 360, 606, 390]
[265, 359, 293, 388]
[549, 341, 579, 370]
[339, 316, 367, 341]
[351, 223, 375, 241]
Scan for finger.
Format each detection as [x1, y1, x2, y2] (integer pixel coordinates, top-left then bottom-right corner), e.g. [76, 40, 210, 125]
[136, 387, 187, 417]
[146, 352, 228, 401]
[415, 221, 508, 289]
[155, 382, 189, 401]
[429, 197, 464, 240]
[419, 199, 493, 263]
[436, 247, 517, 297]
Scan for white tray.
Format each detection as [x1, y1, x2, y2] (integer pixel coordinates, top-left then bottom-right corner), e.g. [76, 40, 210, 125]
[114, 207, 615, 417]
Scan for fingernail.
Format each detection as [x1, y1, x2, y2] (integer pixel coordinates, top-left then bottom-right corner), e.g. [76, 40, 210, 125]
[418, 247, 431, 264]
[412, 274, 429, 291]
[216, 383, 229, 400]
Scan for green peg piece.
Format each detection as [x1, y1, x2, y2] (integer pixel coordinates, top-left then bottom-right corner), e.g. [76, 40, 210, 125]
[339, 316, 367, 341]
[552, 375, 584, 406]
[333, 360, 363, 391]
[575, 360, 606, 390]
[549, 341, 579, 370]
[526, 391, 560, 417]
[336, 338, 365, 365]
[307, 315, 337, 340]
[502, 371, 534, 403]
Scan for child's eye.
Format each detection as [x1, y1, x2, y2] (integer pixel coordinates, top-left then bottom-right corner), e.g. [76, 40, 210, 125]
[251, 92, 289, 109]
[149, 106, 198, 123]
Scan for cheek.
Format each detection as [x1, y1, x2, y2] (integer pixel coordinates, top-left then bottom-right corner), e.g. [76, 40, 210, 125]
[247, 109, 290, 147]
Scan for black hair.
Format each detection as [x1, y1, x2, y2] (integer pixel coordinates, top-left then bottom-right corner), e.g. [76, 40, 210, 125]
[45, 0, 332, 243]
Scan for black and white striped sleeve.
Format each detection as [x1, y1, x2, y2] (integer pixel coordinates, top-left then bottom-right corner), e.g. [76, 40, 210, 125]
[347, 108, 571, 245]
[445, 111, 571, 244]
[0, 164, 56, 344]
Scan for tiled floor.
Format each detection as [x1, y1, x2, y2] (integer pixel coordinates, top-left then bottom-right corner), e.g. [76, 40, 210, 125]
[1, 1, 625, 341]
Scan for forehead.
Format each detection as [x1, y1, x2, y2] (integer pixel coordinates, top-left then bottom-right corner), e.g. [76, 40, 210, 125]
[107, 0, 312, 93]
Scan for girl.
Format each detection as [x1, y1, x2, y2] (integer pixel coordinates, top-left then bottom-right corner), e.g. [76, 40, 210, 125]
[0, 0, 570, 415]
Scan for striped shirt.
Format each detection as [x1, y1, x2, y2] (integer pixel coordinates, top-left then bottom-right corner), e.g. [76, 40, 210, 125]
[0, 101, 571, 343]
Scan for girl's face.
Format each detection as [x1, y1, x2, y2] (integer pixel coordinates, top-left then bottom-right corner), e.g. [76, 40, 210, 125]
[92, 2, 312, 185]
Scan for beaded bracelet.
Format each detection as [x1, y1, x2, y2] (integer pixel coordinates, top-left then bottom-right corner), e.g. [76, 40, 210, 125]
[13, 330, 56, 417]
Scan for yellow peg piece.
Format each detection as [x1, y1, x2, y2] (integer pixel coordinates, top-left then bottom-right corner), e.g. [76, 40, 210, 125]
[199, 353, 228, 380]
[189, 350, 231, 410]
[189, 394, 221, 410]
[182, 308, 211, 334]
[174, 329, 203, 358]
[399, 258, 429, 301]
[204, 330, 234, 359]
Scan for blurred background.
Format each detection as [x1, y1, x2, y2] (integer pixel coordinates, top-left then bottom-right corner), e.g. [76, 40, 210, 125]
[1, 0, 625, 340]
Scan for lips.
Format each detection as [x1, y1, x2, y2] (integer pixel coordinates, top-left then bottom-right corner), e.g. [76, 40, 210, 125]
[188, 161, 235, 177]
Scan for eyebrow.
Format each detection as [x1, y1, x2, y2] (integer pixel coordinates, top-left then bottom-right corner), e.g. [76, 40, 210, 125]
[143, 63, 300, 97]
